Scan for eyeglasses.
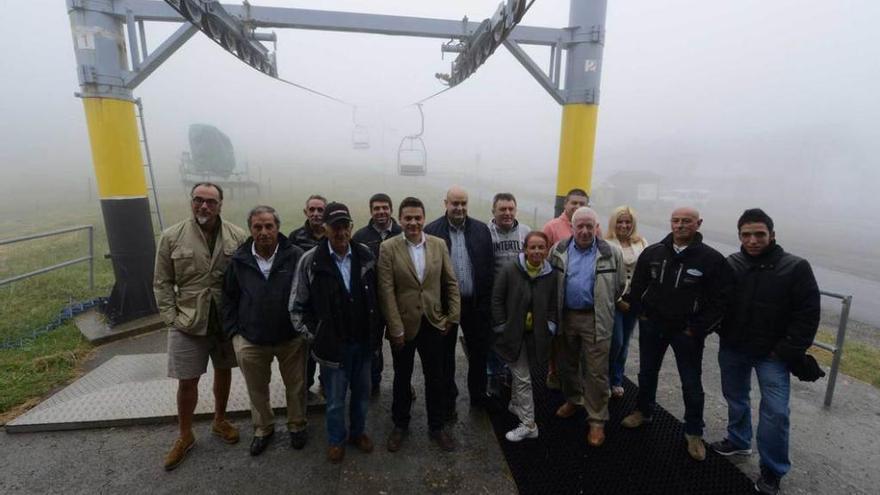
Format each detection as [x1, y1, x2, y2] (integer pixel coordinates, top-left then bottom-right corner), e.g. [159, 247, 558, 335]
[192, 196, 220, 207]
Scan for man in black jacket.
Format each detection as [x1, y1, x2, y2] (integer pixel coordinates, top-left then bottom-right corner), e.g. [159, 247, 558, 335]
[288, 194, 328, 397]
[425, 186, 495, 418]
[710, 209, 820, 495]
[352, 193, 402, 395]
[289, 202, 384, 464]
[621, 207, 729, 462]
[222, 206, 305, 456]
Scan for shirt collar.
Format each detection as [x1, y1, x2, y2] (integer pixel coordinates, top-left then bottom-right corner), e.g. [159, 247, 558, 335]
[328, 242, 352, 261]
[447, 217, 467, 232]
[251, 241, 279, 262]
[570, 237, 596, 254]
[406, 233, 426, 248]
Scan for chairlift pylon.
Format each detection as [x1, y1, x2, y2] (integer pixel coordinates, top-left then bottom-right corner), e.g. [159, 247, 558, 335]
[397, 104, 427, 176]
[352, 106, 370, 149]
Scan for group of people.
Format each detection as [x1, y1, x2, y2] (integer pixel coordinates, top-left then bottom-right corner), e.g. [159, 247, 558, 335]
[155, 184, 821, 495]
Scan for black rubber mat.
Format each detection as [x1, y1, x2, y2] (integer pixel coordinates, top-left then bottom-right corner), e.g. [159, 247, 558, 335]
[487, 364, 755, 495]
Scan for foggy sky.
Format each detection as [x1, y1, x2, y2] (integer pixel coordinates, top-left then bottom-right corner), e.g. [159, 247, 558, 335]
[1, 0, 879, 210]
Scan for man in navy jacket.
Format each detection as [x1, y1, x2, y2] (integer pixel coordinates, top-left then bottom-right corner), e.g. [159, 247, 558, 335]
[425, 186, 495, 419]
[222, 206, 305, 456]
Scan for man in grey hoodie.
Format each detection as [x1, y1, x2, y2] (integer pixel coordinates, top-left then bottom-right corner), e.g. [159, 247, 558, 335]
[486, 193, 531, 398]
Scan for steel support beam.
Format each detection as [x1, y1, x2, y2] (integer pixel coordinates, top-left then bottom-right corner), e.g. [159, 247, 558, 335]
[123, 23, 198, 89]
[503, 40, 564, 105]
[116, 0, 565, 45]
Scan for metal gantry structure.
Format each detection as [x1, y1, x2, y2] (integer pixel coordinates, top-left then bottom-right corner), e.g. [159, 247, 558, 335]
[66, 0, 607, 323]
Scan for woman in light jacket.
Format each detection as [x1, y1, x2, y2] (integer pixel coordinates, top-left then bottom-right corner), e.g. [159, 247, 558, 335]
[605, 206, 649, 398]
[491, 231, 559, 442]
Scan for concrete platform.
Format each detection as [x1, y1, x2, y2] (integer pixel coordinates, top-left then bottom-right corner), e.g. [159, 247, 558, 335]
[74, 309, 166, 345]
[6, 353, 324, 433]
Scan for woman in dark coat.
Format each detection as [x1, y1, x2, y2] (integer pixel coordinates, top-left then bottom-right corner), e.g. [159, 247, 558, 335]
[491, 231, 559, 442]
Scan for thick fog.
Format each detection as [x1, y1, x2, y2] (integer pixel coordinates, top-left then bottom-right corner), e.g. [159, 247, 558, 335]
[1, 1, 879, 271]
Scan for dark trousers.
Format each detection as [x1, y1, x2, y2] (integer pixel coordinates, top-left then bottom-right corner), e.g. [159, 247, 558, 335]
[391, 320, 446, 432]
[443, 301, 490, 414]
[371, 341, 384, 388]
[635, 318, 706, 436]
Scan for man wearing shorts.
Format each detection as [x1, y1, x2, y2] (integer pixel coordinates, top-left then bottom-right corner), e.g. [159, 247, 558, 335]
[154, 182, 247, 470]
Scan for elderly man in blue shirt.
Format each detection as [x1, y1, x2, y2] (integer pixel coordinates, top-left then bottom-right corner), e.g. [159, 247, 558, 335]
[548, 206, 626, 447]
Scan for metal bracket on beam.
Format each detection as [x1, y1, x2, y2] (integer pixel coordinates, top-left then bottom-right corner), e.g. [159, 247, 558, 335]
[503, 39, 564, 105]
[123, 23, 198, 89]
[565, 88, 597, 105]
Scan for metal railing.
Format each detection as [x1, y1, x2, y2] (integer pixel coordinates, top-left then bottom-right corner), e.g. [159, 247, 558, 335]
[814, 290, 853, 407]
[0, 225, 95, 290]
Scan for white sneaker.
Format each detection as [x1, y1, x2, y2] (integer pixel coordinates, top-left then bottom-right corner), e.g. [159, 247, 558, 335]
[505, 423, 538, 442]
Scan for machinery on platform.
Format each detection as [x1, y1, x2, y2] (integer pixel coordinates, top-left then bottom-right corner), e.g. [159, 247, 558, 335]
[179, 124, 260, 198]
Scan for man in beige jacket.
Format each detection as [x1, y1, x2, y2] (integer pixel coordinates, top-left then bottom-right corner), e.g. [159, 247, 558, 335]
[377, 197, 461, 453]
[154, 182, 247, 470]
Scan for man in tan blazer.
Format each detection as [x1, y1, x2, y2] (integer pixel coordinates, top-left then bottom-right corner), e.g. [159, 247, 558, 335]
[378, 196, 461, 453]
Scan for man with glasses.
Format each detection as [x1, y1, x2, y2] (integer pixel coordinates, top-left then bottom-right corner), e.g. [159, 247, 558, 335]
[154, 182, 247, 470]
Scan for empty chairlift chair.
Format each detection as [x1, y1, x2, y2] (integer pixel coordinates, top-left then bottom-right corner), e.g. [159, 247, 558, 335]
[397, 104, 427, 176]
[351, 107, 370, 149]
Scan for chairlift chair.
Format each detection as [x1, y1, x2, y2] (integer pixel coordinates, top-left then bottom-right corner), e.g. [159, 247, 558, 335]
[351, 107, 370, 149]
[397, 104, 427, 176]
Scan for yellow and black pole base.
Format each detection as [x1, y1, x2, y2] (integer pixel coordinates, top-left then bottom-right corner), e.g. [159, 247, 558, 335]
[83, 97, 158, 324]
[554, 103, 599, 216]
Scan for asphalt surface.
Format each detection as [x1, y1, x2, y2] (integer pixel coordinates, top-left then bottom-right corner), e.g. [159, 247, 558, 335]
[2, 327, 879, 494]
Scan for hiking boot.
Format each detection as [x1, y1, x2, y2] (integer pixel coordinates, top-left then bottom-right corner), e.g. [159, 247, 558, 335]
[327, 445, 345, 464]
[710, 438, 752, 456]
[348, 434, 374, 453]
[505, 423, 539, 442]
[289, 430, 307, 450]
[621, 410, 652, 429]
[249, 431, 274, 456]
[386, 427, 407, 452]
[587, 424, 606, 447]
[555, 402, 578, 418]
[754, 467, 781, 495]
[210, 419, 239, 444]
[429, 429, 456, 452]
[163, 432, 195, 471]
[685, 434, 706, 461]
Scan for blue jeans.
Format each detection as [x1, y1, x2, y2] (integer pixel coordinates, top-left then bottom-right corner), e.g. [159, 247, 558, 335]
[719, 345, 791, 478]
[635, 318, 706, 436]
[321, 341, 372, 446]
[609, 310, 638, 387]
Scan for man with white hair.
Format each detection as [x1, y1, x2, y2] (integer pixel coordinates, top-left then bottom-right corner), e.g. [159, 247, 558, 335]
[548, 206, 626, 447]
[620, 207, 730, 462]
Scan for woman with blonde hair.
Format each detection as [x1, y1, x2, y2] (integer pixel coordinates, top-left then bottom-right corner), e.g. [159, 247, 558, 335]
[605, 206, 649, 398]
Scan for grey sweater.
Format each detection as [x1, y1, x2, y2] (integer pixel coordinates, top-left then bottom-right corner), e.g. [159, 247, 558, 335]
[488, 219, 531, 277]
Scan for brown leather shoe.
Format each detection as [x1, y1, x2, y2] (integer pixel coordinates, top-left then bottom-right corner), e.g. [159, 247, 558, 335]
[348, 434, 374, 453]
[587, 424, 606, 447]
[429, 429, 456, 452]
[211, 419, 240, 445]
[163, 432, 195, 471]
[555, 402, 578, 418]
[386, 427, 407, 452]
[327, 445, 345, 464]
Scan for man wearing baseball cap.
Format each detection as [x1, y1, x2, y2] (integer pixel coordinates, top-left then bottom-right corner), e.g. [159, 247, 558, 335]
[289, 202, 384, 463]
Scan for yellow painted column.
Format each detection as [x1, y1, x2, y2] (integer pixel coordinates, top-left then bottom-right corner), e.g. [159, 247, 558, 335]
[554, 103, 599, 214]
[82, 98, 147, 198]
[82, 97, 157, 323]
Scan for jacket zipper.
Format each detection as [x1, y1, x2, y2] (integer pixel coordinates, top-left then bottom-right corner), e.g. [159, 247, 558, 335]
[659, 259, 667, 283]
[674, 264, 683, 288]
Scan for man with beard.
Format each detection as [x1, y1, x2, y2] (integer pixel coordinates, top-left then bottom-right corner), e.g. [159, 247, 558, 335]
[154, 182, 247, 470]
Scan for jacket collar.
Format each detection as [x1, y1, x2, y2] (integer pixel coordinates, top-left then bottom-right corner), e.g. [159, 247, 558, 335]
[555, 236, 613, 258]
[517, 253, 553, 277]
[234, 233, 294, 270]
[660, 231, 704, 252]
[739, 242, 784, 267]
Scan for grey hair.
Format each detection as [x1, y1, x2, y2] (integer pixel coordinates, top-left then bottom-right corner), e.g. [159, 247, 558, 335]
[571, 206, 599, 225]
[247, 205, 281, 228]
